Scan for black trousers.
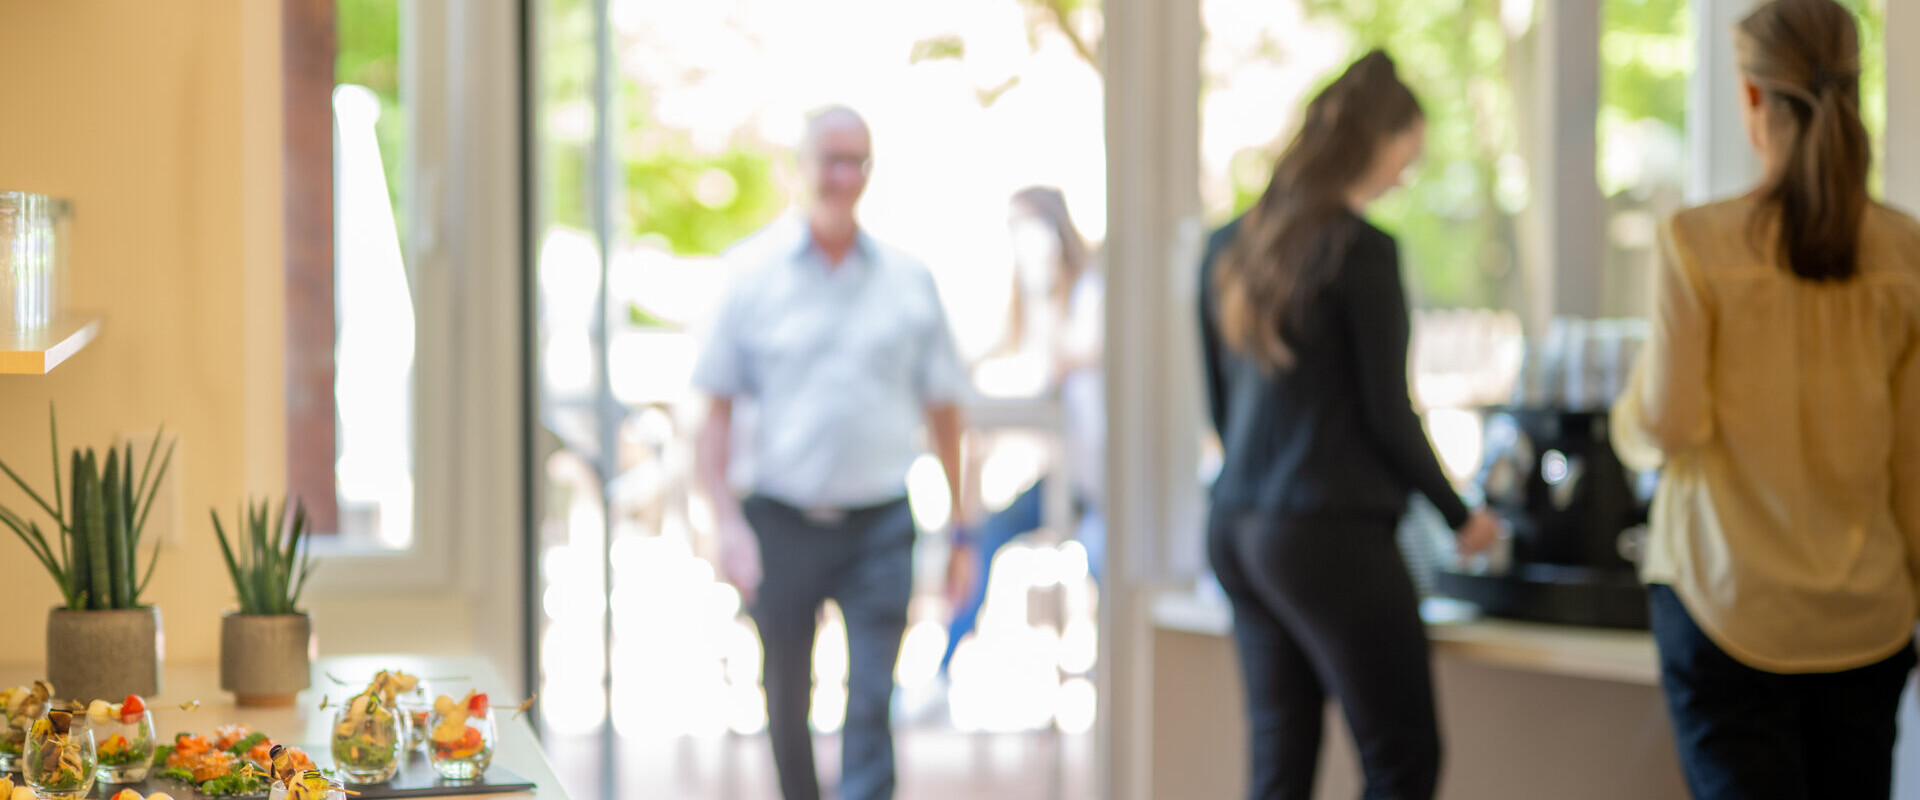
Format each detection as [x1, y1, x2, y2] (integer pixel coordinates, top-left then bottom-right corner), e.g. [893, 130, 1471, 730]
[1649, 584, 1916, 800]
[1207, 510, 1441, 800]
[745, 494, 915, 800]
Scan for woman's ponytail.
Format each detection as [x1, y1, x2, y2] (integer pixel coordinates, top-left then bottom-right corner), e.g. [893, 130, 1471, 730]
[1737, 0, 1871, 282]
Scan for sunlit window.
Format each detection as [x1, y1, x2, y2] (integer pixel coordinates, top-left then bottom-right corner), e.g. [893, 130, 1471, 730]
[331, 0, 415, 550]
[1204, 0, 1534, 312]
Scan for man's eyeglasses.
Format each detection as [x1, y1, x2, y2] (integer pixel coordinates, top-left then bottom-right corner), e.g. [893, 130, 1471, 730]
[814, 153, 872, 175]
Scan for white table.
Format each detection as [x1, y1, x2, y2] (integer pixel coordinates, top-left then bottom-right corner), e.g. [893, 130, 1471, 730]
[0, 656, 568, 800]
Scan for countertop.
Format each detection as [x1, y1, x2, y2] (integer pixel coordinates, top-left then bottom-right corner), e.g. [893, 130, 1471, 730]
[0, 655, 567, 800]
[1152, 590, 1660, 686]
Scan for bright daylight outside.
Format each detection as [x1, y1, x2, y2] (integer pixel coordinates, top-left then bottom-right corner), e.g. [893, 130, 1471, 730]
[523, 0, 1546, 797]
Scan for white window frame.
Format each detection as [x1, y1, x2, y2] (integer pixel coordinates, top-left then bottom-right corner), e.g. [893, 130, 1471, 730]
[303, 0, 524, 684]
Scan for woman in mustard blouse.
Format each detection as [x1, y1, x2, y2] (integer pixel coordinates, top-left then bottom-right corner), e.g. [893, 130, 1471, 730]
[1611, 1, 1920, 797]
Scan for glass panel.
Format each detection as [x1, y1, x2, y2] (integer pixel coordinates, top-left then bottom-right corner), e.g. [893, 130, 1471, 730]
[334, 0, 416, 549]
[1839, 0, 1888, 197]
[534, 1, 1106, 797]
[1204, 0, 1534, 314]
[530, 0, 612, 798]
[1598, 0, 1690, 318]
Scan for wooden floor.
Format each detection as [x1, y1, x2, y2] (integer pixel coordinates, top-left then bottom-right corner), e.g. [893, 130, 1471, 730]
[547, 723, 1097, 799]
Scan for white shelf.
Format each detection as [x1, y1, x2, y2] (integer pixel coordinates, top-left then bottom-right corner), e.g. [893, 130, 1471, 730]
[0, 315, 100, 374]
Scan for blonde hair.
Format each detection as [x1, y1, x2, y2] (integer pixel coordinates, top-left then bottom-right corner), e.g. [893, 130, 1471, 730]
[1736, 0, 1872, 281]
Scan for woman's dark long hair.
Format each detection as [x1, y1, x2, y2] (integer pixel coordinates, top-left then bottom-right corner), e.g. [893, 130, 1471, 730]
[1737, 0, 1872, 281]
[1006, 186, 1091, 348]
[1214, 49, 1423, 372]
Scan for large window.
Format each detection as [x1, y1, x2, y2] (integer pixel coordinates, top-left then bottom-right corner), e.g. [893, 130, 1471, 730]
[283, 0, 418, 551]
[1598, 0, 1690, 317]
[530, 1, 1106, 798]
[1204, 0, 1533, 313]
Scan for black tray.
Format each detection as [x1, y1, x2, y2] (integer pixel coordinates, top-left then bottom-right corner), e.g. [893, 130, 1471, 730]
[83, 750, 534, 799]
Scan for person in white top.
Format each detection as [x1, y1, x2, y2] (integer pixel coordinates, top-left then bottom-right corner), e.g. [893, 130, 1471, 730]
[691, 106, 973, 800]
[940, 186, 1105, 675]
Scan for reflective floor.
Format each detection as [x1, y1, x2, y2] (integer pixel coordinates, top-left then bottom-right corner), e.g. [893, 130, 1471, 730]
[548, 721, 1095, 800]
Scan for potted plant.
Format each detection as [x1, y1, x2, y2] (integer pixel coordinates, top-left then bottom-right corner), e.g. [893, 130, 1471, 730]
[212, 497, 319, 707]
[0, 408, 175, 702]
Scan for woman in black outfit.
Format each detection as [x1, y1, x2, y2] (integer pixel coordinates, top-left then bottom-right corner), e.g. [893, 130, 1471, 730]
[1198, 50, 1499, 800]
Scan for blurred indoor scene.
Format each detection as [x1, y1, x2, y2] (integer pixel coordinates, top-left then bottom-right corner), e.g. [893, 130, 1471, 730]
[0, 1, 1914, 800]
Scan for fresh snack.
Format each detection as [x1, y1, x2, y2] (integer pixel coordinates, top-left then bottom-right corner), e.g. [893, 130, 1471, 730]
[196, 765, 268, 798]
[363, 671, 420, 708]
[110, 789, 143, 800]
[270, 763, 350, 800]
[159, 733, 231, 783]
[426, 690, 494, 779]
[330, 691, 401, 783]
[24, 710, 94, 798]
[91, 694, 157, 784]
[211, 725, 254, 752]
[0, 681, 56, 764]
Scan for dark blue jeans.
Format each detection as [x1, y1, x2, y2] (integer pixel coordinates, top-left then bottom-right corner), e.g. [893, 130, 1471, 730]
[939, 478, 1105, 673]
[1649, 584, 1916, 800]
[746, 494, 916, 800]
[1207, 510, 1440, 800]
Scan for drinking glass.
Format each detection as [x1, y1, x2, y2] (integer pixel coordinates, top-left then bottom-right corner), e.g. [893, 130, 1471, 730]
[23, 719, 96, 800]
[93, 707, 156, 783]
[330, 699, 402, 784]
[426, 706, 495, 780]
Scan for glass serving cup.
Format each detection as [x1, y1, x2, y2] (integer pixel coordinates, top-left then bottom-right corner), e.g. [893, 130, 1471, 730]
[23, 722, 96, 800]
[396, 682, 433, 754]
[269, 777, 350, 800]
[330, 699, 402, 784]
[0, 731, 23, 773]
[426, 706, 495, 780]
[92, 707, 156, 783]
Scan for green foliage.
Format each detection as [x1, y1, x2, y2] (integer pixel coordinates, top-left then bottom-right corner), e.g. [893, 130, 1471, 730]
[336, 0, 407, 247]
[0, 408, 175, 611]
[537, 0, 598, 234]
[911, 35, 968, 64]
[1281, 0, 1525, 310]
[620, 126, 786, 256]
[210, 498, 318, 616]
[1837, 0, 1888, 196]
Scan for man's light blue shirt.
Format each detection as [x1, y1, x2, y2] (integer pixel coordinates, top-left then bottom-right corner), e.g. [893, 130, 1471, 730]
[692, 215, 968, 510]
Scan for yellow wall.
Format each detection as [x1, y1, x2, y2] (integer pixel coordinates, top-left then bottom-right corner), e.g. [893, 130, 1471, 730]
[0, 0, 286, 665]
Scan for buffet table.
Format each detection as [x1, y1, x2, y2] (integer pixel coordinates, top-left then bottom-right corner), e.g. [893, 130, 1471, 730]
[0, 656, 567, 800]
[1149, 590, 1686, 800]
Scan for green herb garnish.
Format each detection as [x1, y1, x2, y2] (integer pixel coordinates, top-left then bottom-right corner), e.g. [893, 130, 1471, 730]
[99, 740, 153, 766]
[155, 765, 194, 782]
[199, 768, 269, 797]
[153, 743, 175, 766]
[226, 731, 270, 755]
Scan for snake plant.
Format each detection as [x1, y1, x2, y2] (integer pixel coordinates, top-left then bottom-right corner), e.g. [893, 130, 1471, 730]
[0, 407, 176, 610]
[211, 497, 317, 616]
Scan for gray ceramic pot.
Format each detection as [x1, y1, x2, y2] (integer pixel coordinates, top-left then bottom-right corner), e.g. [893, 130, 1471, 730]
[46, 606, 163, 702]
[219, 613, 313, 707]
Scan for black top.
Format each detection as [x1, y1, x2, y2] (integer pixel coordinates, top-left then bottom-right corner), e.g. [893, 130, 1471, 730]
[1198, 212, 1470, 529]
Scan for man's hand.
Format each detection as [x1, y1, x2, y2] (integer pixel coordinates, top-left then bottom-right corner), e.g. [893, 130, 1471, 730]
[945, 541, 977, 611]
[719, 515, 763, 608]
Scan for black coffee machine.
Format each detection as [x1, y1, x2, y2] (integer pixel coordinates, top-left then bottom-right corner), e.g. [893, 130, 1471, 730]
[1434, 406, 1656, 628]
[1431, 301, 1676, 629]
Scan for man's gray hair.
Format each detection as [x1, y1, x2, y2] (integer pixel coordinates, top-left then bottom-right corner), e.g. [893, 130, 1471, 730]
[801, 104, 870, 157]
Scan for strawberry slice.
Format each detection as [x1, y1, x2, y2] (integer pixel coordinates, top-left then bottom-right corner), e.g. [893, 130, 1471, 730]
[119, 694, 146, 725]
[467, 693, 489, 717]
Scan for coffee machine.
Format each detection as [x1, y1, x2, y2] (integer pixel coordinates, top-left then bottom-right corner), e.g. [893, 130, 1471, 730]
[1432, 318, 1658, 629]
